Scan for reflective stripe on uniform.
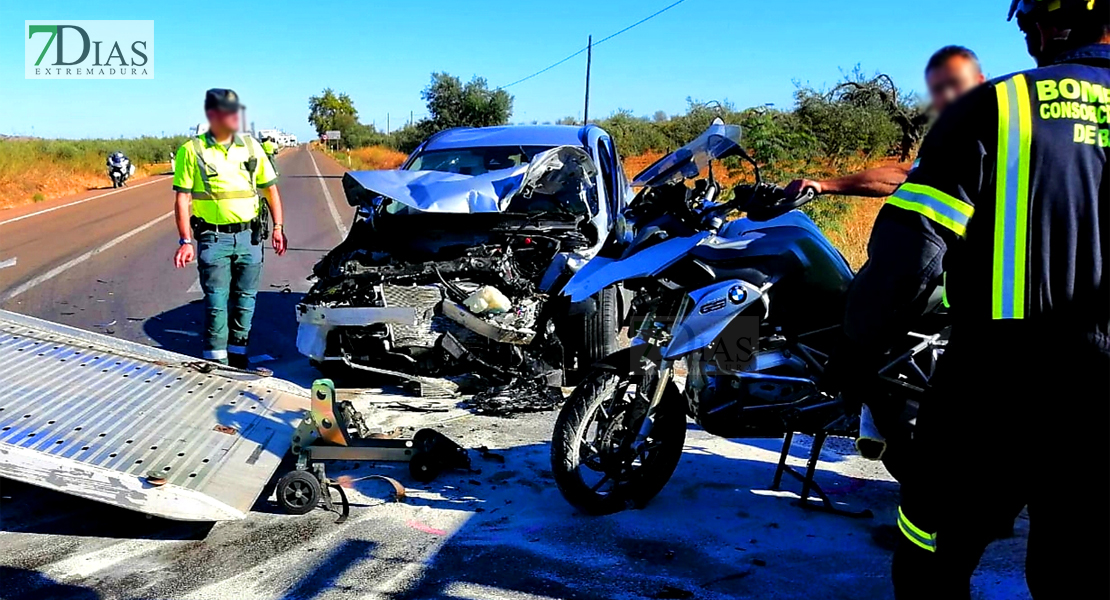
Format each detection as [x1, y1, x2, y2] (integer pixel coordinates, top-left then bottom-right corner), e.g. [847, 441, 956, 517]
[203, 349, 228, 360]
[897, 506, 937, 553]
[184, 135, 261, 225]
[191, 137, 217, 197]
[993, 74, 1034, 320]
[191, 190, 258, 201]
[886, 182, 975, 237]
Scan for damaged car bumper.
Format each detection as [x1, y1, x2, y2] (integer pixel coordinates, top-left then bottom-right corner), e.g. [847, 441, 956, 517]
[296, 304, 419, 361]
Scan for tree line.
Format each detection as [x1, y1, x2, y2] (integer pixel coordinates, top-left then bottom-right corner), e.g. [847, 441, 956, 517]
[308, 66, 929, 168]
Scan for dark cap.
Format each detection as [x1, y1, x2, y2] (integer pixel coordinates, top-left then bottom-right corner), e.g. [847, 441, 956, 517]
[204, 88, 245, 112]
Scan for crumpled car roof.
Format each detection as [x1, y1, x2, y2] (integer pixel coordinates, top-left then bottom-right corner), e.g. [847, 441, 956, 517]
[344, 146, 598, 214]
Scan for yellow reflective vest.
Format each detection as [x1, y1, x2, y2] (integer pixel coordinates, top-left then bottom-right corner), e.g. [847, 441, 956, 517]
[173, 133, 277, 225]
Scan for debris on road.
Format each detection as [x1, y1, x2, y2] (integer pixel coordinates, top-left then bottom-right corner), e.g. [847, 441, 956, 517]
[476, 445, 506, 463]
[464, 378, 563, 416]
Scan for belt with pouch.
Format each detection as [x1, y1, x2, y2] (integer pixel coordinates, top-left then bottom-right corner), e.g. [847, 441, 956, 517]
[191, 217, 252, 234]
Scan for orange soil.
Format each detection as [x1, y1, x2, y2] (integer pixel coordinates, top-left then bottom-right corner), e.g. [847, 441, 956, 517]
[619, 152, 901, 269]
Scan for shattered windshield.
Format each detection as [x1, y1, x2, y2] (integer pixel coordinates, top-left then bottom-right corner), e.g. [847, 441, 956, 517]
[632, 121, 742, 188]
[407, 145, 555, 176]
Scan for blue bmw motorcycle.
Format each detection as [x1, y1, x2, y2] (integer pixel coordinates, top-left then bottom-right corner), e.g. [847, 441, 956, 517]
[551, 122, 948, 516]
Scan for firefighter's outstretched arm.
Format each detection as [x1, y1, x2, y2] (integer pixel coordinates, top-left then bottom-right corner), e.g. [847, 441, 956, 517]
[843, 85, 992, 352]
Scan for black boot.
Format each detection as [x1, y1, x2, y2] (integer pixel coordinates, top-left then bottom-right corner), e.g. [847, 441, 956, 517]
[228, 353, 249, 369]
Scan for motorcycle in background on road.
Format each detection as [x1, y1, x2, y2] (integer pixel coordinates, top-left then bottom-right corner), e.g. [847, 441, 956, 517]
[550, 121, 948, 516]
[107, 151, 134, 188]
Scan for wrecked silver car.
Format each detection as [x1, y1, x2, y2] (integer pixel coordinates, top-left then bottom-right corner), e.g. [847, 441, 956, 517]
[296, 125, 633, 395]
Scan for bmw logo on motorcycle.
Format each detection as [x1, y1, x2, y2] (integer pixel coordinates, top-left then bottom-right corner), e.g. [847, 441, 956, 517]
[728, 285, 747, 305]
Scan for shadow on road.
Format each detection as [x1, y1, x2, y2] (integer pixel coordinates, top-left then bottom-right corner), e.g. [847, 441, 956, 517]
[0, 567, 102, 600]
[0, 479, 214, 540]
[1, 429, 902, 600]
[330, 436, 898, 600]
[143, 291, 308, 383]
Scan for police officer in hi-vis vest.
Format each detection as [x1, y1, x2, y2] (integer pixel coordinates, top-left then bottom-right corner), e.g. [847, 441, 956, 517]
[172, 89, 287, 367]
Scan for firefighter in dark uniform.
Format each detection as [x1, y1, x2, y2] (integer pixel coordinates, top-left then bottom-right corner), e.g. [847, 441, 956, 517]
[839, 0, 1109, 597]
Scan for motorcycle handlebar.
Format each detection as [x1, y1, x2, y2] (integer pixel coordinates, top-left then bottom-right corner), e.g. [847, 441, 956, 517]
[738, 184, 817, 222]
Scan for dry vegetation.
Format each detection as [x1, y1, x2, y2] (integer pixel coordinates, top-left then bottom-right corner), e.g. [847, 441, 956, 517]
[325, 145, 408, 171]
[619, 151, 892, 268]
[0, 136, 183, 210]
[0, 164, 169, 211]
[321, 145, 890, 269]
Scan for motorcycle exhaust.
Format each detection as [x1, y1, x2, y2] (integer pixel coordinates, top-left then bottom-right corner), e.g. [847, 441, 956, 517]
[855, 403, 887, 460]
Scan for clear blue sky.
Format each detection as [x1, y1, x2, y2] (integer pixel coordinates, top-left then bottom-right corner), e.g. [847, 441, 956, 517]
[2, 0, 1035, 141]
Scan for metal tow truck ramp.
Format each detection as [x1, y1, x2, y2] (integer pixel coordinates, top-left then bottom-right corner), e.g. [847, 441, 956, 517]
[0, 310, 308, 522]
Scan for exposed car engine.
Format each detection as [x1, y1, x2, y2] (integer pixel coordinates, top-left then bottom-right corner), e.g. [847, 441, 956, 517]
[296, 144, 613, 400]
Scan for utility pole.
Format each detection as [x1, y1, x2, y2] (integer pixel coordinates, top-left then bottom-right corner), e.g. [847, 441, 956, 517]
[583, 35, 593, 126]
[387, 113, 390, 134]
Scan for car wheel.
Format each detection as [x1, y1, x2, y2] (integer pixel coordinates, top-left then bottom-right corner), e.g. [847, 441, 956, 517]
[579, 286, 620, 367]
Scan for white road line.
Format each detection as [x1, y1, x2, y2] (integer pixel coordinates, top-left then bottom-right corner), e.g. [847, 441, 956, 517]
[0, 257, 15, 270]
[0, 212, 174, 302]
[307, 149, 349, 239]
[42, 539, 167, 580]
[0, 176, 171, 227]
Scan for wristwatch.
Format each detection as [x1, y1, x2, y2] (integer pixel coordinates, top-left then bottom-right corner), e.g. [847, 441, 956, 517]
[179, 238, 193, 246]
[273, 224, 284, 231]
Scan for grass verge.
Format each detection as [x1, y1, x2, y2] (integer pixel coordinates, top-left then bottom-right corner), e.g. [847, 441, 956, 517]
[0, 136, 187, 210]
[324, 145, 407, 171]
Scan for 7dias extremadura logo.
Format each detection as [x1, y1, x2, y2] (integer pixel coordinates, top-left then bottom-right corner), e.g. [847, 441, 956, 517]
[26, 20, 153, 80]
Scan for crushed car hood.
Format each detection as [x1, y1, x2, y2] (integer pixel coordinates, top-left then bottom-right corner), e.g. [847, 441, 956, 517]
[344, 145, 599, 215]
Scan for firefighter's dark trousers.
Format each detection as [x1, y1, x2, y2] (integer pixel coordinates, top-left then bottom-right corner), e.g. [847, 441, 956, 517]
[892, 337, 1110, 599]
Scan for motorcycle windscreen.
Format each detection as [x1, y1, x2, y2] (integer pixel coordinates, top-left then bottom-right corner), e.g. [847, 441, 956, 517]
[563, 232, 711, 302]
[632, 120, 742, 189]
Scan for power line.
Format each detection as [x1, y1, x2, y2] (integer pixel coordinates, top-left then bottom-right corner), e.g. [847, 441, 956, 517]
[498, 0, 690, 90]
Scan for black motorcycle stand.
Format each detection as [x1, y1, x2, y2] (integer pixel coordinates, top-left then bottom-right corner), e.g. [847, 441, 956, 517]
[771, 431, 873, 519]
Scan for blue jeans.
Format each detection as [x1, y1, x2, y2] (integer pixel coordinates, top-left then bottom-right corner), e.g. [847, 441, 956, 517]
[197, 229, 262, 363]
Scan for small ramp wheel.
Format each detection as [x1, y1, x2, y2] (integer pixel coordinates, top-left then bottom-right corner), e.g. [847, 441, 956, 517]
[276, 470, 321, 515]
[409, 454, 441, 484]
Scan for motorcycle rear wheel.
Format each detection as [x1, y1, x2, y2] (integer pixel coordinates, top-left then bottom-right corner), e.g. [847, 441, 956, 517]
[551, 351, 687, 515]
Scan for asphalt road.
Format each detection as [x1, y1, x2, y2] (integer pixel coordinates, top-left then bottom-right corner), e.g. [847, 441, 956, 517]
[0, 149, 1030, 600]
[0, 146, 353, 385]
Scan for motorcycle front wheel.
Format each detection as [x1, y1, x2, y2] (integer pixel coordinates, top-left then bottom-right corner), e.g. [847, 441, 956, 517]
[551, 350, 687, 515]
